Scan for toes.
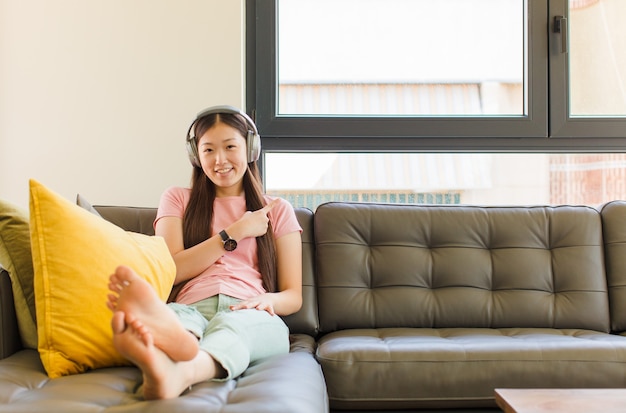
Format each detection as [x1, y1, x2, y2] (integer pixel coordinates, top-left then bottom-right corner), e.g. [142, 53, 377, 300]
[108, 273, 131, 294]
[133, 322, 153, 346]
[115, 265, 137, 282]
[126, 314, 154, 347]
[108, 281, 122, 294]
[107, 293, 119, 306]
[108, 276, 125, 294]
[111, 311, 127, 334]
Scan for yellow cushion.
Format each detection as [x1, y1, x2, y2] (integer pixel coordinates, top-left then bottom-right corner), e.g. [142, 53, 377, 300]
[0, 200, 38, 349]
[29, 179, 175, 378]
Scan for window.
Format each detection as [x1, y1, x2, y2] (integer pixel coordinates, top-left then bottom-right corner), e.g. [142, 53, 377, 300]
[550, 0, 626, 137]
[264, 152, 626, 210]
[248, 0, 626, 208]
[277, 0, 525, 117]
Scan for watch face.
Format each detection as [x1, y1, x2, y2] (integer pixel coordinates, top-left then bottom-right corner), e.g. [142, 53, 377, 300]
[224, 238, 237, 252]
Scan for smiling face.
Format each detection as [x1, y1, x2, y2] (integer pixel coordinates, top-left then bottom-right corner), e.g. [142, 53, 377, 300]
[197, 120, 249, 197]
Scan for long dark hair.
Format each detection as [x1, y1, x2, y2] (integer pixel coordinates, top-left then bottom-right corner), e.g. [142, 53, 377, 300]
[182, 112, 278, 292]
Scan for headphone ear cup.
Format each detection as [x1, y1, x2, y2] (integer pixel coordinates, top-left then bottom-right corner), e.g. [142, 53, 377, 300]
[186, 136, 201, 167]
[247, 131, 261, 163]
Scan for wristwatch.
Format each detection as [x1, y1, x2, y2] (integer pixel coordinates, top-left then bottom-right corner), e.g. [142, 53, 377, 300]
[219, 230, 237, 252]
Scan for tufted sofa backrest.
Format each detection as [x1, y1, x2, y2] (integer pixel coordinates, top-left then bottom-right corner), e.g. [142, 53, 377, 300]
[599, 200, 626, 333]
[314, 202, 610, 334]
[281, 208, 319, 336]
[94, 205, 157, 235]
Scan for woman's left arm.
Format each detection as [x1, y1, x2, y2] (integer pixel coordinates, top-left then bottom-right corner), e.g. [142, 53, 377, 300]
[230, 231, 303, 316]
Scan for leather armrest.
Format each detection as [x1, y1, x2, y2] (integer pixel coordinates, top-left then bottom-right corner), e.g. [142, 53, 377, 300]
[0, 267, 21, 359]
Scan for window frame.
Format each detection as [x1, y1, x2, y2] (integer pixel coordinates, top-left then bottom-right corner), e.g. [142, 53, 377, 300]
[247, 0, 626, 152]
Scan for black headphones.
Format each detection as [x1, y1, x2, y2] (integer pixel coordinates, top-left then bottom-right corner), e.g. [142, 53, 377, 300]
[185, 105, 261, 167]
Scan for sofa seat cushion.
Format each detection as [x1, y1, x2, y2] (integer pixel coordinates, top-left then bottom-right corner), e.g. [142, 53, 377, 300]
[0, 335, 328, 413]
[317, 327, 626, 410]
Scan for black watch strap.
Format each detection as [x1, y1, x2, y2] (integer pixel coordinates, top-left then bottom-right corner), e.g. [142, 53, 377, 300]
[219, 230, 237, 252]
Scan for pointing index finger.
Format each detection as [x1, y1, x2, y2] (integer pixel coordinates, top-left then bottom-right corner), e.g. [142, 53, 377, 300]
[262, 198, 280, 213]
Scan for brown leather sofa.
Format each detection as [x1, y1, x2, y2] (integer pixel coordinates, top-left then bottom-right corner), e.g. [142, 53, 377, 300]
[3, 200, 626, 412]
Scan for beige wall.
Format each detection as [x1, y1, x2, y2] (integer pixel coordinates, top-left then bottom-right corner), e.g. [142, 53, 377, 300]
[0, 0, 245, 210]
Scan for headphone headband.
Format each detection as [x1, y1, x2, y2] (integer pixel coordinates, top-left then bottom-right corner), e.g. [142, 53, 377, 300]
[192, 105, 259, 136]
[185, 105, 261, 167]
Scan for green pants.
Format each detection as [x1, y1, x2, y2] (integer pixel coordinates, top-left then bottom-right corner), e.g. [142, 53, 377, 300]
[168, 294, 290, 380]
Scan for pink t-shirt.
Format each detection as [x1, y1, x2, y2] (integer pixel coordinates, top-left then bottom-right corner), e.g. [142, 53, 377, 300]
[154, 186, 302, 305]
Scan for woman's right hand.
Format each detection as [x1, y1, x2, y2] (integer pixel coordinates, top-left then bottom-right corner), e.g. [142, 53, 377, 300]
[227, 199, 280, 241]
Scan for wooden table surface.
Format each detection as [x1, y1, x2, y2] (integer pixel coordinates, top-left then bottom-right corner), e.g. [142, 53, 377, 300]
[495, 388, 626, 413]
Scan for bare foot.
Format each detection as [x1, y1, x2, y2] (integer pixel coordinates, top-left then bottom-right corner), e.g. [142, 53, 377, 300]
[111, 310, 194, 400]
[107, 265, 198, 361]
